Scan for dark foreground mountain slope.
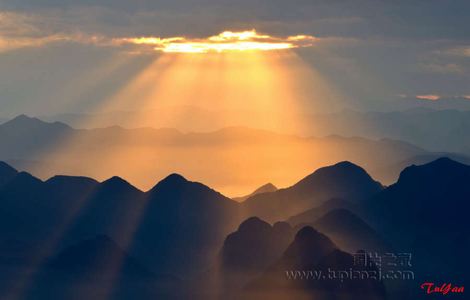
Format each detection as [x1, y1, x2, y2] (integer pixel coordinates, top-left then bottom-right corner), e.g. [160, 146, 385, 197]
[242, 161, 383, 222]
[371, 152, 470, 184]
[244, 226, 386, 300]
[287, 198, 356, 226]
[213, 217, 294, 295]
[127, 173, 242, 275]
[16, 236, 178, 300]
[0, 162, 17, 187]
[221, 217, 293, 273]
[364, 157, 470, 281]
[309, 209, 391, 253]
[366, 157, 470, 242]
[0, 158, 468, 299]
[0, 163, 242, 281]
[46, 235, 156, 279]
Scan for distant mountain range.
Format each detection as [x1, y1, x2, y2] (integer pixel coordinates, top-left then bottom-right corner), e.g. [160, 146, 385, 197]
[36, 107, 470, 154]
[1, 114, 458, 195]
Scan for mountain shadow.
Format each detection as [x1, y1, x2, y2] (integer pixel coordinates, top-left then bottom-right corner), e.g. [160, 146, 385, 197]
[46, 235, 157, 280]
[214, 217, 294, 294]
[307, 209, 391, 253]
[244, 226, 386, 300]
[287, 198, 356, 226]
[20, 235, 178, 300]
[0, 163, 243, 281]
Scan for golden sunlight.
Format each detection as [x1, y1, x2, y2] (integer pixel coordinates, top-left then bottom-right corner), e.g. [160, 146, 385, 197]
[29, 50, 342, 197]
[28, 29, 342, 197]
[116, 30, 316, 53]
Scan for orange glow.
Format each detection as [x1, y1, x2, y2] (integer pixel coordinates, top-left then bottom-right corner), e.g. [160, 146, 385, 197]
[116, 30, 316, 53]
[416, 94, 440, 101]
[26, 49, 343, 197]
[26, 28, 344, 196]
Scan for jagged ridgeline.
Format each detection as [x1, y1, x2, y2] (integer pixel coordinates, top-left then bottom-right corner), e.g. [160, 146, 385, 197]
[0, 158, 468, 299]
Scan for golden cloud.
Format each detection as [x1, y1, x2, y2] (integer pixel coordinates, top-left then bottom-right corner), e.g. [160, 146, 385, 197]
[114, 30, 317, 53]
[0, 14, 316, 55]
[415, 94, 441, 101]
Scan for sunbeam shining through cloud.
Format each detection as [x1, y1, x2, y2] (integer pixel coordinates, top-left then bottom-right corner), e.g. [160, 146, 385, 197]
[1, 2, 470, 300]
[115, 30, 317, 53]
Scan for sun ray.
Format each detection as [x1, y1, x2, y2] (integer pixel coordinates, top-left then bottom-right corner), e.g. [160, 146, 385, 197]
[115, 30, 316, 53]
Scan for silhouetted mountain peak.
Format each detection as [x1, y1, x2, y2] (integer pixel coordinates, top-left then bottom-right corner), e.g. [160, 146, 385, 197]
[233, 182, 278, 202]
[238, 217, 271, 233]
[1, 114, 71, 130]
[101, 176, 139, 191]
[315, 208, 375, 235]
[146, 172, 236, 221]
[88, 177, 143, 202]
[291, 226, 337, 253]
[412, 157, 464, 170]
[295, 226, 321, 240]
[221, 217, 294, 273]
[312, 208, 390, 253]
[398, 157, 470, 186]
[150, 173, 188, 191]
[428, 156, 456, 165]
[334, 161, 361, 168]
[274, 226, 337, 271]
[287, 198, 354, 226]
[252, 183, 277, 194]
[304, 161, 371, 182]
[291, 161, 383, 199]
[46, 175, 98, 187]
[242, 161, 382, 222]
[5, 114, 37, 124]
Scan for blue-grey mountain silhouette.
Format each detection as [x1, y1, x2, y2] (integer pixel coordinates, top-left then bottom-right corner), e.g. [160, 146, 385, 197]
[363, 157, 470, 283]
[244, 226, 386, 300]
[287, 198, 356, 226]
[0, 115, 429, 191]
[307, 208, 391, 253]
[242, 161, 383, 222]
[0, 161, 17, 188]
[232, 183, 278, 202]
[0, 158, 468, 300]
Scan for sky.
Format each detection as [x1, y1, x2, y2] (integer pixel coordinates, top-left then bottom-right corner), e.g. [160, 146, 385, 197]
[0, 0, 469, 117]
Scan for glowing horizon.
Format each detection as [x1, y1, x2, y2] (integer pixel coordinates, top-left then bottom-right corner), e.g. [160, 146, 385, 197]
[116, 30, 316, 53]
